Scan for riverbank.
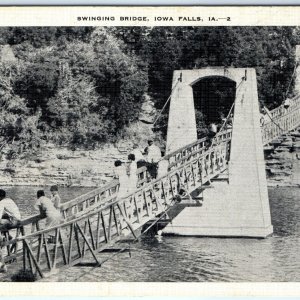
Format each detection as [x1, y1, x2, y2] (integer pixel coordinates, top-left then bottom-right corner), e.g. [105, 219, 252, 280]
[0, 126, 299, 188]
[0, 119, 163, 187]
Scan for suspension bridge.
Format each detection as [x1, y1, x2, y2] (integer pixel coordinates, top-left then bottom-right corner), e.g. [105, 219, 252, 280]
[0, 66, 300, 280]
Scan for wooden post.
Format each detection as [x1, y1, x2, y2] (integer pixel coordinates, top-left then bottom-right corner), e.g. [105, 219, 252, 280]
[88, 219, 96, 250]
[68, 223, 74, 264]
[43, 233, 51, 270]
[107, 207, 113, 241]
[52, 228, 60, 269]
[101, 212, 108, 243]
[58, 229, 67, 265]
[117, 203, 138, 239]
[76, 224, 101, 266]
[24, 240, 44, 278]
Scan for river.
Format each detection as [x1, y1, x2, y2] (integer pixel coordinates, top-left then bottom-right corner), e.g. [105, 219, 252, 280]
[3, 186, 300, 282]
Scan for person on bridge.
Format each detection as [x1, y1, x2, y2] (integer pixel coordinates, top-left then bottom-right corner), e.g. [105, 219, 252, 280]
[145, 140, 162, 179]
[157, 158, 169, 178]
[283, 98, 291, 109]
[0, 235, 7, 273]
[206, 123, 218, 149]
[0, 189, 21, 268]
[127, 154, 138, 194]
[50, 185, 61, 210]
[131, 144, 147, 168]
[34, 190, 62, 228]
[0, 189, 21, 230]
[114, 160, 129, 198]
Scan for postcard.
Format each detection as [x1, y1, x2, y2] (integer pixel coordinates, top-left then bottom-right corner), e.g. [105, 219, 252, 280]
[0, 5, 299, 297]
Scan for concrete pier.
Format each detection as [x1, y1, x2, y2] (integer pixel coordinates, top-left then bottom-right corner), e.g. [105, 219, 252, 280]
[163, 181, 272, 238]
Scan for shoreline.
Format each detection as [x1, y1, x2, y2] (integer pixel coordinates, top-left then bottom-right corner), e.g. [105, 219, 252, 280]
[0, 128, 298, 189]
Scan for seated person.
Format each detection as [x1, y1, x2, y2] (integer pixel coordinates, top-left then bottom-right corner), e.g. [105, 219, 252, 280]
[0, 189, 21, 230]
[0, 190, 21, 266]
[34, 190, 62, 228]
[50, 185, 61, 210]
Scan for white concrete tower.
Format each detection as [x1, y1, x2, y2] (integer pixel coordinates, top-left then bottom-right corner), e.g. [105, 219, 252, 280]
[166, 71, 198, 154]
[163, 68, 273, 238]
[294, 45, 300, 95]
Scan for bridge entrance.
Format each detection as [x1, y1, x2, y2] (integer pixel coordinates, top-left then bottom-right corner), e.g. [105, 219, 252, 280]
[192, 76, 236, 138]
[166, 68, 248, 154]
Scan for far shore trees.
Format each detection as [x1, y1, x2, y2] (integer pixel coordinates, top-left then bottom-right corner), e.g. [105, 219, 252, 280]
[0, 26, 298, 155]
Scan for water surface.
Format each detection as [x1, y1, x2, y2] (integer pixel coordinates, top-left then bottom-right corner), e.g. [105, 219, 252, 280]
[5, 186, 300, 282]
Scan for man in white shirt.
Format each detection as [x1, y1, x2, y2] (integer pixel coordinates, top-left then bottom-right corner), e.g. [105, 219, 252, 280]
[146, 140, 162, 164]
[131, 144, 146, 168]
[34, 190, 62, 228]
[0, 189, 21, 272]
[145, 140, 162, 179]
[0, 189, 21, 229]
[283, 98, 291, 109]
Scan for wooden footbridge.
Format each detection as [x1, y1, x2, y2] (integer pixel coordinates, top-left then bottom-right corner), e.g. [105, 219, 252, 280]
[1, 74, 300, 280]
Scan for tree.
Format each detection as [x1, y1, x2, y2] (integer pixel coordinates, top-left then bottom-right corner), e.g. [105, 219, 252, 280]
[14, 60, 59, 115]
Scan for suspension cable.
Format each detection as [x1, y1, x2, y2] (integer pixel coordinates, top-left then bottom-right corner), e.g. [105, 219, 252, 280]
[153, 76, 181, 126]
[210, 77, 246, 147]
[285, 61, 298, 98]
[263, 106, 285, 132]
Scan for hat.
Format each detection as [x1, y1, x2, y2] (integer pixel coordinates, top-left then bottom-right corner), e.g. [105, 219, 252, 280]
[50, 185, 58, 192]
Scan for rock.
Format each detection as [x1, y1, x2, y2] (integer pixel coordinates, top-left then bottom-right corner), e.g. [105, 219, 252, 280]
[275, 146, 290, 152]
[270, 139, 283, 146]
[293, 141, 300, 149]
[266, 159, 281, 165]
[281, 141, 294, 147]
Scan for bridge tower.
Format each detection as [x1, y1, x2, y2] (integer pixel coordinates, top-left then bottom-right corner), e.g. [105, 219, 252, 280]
[295, 45, 300, 94]
[164, 68, 273, 238]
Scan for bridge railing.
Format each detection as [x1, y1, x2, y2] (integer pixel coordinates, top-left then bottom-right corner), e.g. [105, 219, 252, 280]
[262, 95, 300, 144]
[0, 134, 231, 277]
[0, 213, 45, 264]
[58, 129, 232, 219]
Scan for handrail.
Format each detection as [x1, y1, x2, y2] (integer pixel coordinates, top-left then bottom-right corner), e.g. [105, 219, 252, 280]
[0, 214, 43, 232]
[58, 130, 231, 215]
[59, 179, 119, 210]
[262, 94, 300, 144]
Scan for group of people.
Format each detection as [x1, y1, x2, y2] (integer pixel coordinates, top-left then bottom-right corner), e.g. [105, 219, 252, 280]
[0, 185, 62, 232]
[114, 139, 167, 198]
[0, 185, 63, 272]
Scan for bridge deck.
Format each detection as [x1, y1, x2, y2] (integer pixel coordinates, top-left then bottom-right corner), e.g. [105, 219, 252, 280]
[0, 132, 230, 279]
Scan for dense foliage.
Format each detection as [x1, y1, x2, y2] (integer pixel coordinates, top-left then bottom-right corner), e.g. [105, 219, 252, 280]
[133, 27, 300, 137]
[0, 26, 299, 154]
